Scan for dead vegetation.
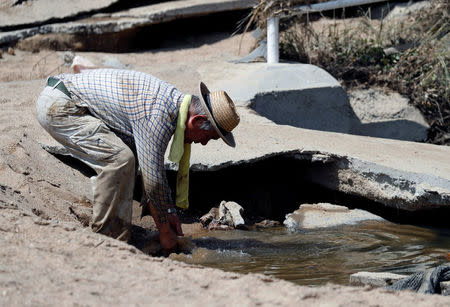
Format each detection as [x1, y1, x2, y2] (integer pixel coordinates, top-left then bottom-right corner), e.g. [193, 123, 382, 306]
[249, 0, 450, 145]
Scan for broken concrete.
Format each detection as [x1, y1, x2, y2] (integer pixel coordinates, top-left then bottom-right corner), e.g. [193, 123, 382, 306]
[0, 0, 120, 29]
[350, 272, 407, 287]
[284, 203, 384, 231]
[348, 88, 429, 141]
[202, 62, 429, 141]
[350, 271, 450, 296]
[442, 281, 450, 296]
[0, 0, 257, 45]
[199, 201, 245, 229]
[183, 102, 450, 212]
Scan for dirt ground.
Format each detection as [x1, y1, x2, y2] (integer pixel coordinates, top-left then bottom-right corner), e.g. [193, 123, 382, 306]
[1, 32, 450, 306]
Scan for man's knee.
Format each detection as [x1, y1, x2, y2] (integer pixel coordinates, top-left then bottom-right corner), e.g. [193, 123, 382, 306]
[115, 146, 135, 173]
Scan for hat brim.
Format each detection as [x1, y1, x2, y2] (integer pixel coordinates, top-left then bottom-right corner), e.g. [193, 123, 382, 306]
[199, 82, 236, 147]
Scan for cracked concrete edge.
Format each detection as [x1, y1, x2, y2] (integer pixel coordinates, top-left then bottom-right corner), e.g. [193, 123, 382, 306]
[0, 0, 257, 45]
[182, 149, 450, 211]
[0, 0, 121, 29]
[40, 139, 450, 211]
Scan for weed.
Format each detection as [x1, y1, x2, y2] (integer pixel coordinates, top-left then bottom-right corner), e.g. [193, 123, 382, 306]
[249, 0, 450, 144]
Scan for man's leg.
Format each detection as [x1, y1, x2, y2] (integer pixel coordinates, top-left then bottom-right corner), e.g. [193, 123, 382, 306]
[36, 85, 135, 241]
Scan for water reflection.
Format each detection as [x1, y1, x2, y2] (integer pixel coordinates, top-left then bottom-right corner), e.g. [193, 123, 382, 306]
[172, 221, 450, 286]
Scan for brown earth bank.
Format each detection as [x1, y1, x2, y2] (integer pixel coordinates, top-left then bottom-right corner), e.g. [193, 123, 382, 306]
[1, 32, 450, 305]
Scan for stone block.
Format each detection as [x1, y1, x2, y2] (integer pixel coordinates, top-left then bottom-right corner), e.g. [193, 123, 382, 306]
[441, 281, 450, 296]
[350, 272, 407, 287]
[284, 203, 384, 231]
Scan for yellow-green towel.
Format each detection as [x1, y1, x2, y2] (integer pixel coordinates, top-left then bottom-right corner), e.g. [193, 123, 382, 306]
[168, 95, 191, 209]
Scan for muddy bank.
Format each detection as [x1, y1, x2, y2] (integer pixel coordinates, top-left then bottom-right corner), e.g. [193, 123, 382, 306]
[1, 30, 450, 305]
[2, 205, 450, 306]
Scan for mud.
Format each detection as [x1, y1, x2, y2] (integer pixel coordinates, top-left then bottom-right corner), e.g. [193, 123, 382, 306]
[1, 28, 450, 305]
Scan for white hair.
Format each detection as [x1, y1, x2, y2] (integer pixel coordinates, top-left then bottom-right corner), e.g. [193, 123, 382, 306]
[189, 95, 213, 131]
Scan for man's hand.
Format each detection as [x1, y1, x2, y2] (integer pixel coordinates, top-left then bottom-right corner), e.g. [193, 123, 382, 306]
[158, 223, 178, 254]
[148, 201, 183, 253]
[168, 209, 183, 236]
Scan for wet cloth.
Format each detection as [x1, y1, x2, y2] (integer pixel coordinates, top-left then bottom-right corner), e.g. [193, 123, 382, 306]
[386, 264, 450, 294]
[36, 83, 135, 241]
[168, 95, 192, 209]
[52, 69, 184, 224]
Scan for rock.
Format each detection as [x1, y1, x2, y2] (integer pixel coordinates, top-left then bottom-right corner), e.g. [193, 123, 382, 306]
[385, 1, 431, 20]
[62, 51, 76, 67]
[441, 281, 450, 296]
[200, 201, 245, 229]
[348, 88, 429, 142]
[221, 201, 245, 228]
[383, 47, 400, 57]
[102, 56, 127, 69]
[254, 220, 281, 228]
[199, 207, 218, 227]
[283, 203, 384, 231]
[7, 47, 15, 55]
[208, 220, 234, 231]
[350, 272, 407, 287]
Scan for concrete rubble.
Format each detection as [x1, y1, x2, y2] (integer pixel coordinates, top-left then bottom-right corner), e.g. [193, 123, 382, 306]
[350, 271, 450, 296]
[200, 201, 245, 230]
[284, 203, 384, 231]
[350, 272, 408, 287]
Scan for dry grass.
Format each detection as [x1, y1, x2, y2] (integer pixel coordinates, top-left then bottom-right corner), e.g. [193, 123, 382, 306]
[248, 0, 450, 144]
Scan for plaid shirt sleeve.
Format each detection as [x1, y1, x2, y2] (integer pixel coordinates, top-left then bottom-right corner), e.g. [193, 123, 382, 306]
[132, 115, 174, 224]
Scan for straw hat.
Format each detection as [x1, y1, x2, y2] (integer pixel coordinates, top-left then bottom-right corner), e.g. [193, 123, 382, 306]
[199, 82, 240, 147]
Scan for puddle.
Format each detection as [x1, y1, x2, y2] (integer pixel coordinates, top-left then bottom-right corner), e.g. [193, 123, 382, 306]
[172, 221, 450, 286]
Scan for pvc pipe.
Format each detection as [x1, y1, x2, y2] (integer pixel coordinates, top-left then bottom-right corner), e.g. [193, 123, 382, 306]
[267, 16, 279, 64]
[293, 0, 388, 13]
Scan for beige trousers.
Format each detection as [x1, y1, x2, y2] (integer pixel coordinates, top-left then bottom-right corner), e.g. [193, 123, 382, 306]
[36, 84, 135, 241]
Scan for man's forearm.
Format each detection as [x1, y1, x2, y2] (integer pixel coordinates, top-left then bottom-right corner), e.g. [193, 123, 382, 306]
[148, 200, 169, 225]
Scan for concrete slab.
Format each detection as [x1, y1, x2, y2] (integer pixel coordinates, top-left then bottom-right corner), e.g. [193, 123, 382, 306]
[200, 62, 429, 141]
[201, 62, 360, 134]
[183, 106, 450, 211]
[349, 272, 407, 287]
[284, 203, 384, 230]
[0, 0, 257, 45]
[0, 0, 119, 29]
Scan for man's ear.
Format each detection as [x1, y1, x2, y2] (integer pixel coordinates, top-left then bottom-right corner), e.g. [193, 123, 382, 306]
[191, 114, 208, 128]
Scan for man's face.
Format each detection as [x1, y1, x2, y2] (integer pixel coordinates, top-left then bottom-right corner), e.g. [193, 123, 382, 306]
[184, 114, 220, 146]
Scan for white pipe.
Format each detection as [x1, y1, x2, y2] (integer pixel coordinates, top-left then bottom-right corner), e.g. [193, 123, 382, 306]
[265, 0, 389, 63]
[293, 0, 388, 13]
[267, 16, 279, 64]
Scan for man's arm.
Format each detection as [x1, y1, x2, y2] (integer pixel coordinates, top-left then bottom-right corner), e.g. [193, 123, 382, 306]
[132, 116, 182, 252]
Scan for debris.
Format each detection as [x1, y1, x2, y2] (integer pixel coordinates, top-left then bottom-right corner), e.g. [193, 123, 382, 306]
[254, 219, 280, 228]
[218, 201, 244, 228]
[7, 47, 15, 55]
[199, 207, 218, 227]
[63, 51, 75, 66]
[200, 201, 246, 230]
[284, 203, 384, 231]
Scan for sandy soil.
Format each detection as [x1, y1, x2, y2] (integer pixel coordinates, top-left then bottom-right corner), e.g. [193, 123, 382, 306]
[1, 32, 450, 306]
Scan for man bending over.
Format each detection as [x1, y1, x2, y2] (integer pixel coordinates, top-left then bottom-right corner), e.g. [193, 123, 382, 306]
[36, 68, 240, 252]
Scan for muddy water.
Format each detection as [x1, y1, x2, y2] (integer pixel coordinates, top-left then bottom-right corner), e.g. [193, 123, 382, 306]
[171, 221, 450, 286]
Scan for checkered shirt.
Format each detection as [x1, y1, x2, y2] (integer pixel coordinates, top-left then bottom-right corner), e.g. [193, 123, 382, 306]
[55, 69, 184, 223]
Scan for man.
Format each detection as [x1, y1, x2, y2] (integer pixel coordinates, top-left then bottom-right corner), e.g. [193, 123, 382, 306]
[35, 68, 240, 252]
